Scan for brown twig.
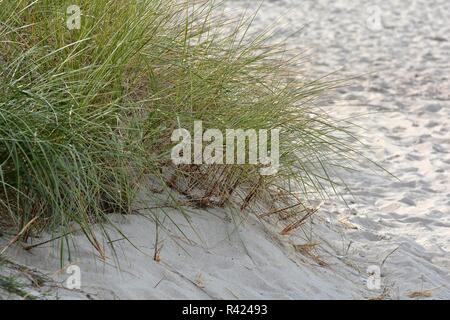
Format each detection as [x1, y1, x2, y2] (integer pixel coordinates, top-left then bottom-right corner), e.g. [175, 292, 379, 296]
[281, 208, 318, 235]
[1, 216, 39, 255]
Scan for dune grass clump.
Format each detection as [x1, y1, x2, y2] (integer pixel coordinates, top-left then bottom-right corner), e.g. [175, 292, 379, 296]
[0, 0, 367, 257]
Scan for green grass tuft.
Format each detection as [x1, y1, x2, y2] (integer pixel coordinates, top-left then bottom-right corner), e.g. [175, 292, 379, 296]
[0, 0, 375, 258]
[0, 273, 37, 300]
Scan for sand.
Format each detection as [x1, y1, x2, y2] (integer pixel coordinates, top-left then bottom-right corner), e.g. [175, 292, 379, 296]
[1, 0, 449, 300]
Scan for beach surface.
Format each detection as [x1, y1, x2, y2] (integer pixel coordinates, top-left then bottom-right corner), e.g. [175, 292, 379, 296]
[1, 0, 449, 299]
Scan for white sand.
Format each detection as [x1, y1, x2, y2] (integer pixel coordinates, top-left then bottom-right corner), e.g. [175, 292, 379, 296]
[1, 0, 449, 299]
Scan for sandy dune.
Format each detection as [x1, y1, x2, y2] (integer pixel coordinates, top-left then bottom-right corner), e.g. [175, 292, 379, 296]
[1, 0, 449, 299]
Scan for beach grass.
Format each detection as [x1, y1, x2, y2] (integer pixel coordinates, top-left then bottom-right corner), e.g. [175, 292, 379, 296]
[0, 0, 369, 258]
